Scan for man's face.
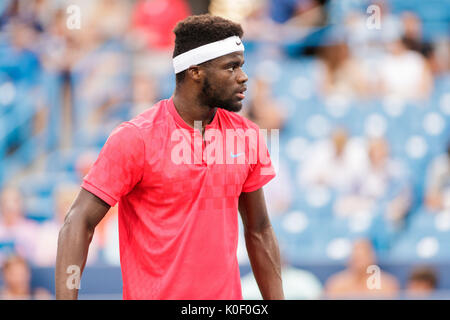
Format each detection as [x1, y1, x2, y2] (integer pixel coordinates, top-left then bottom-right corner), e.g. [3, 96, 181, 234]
[0, 187, 23, 222]
[4, 259, 30, 290]
[199, 51, 248, 112]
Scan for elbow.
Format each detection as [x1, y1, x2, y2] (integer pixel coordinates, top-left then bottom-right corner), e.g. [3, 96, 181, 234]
[58, 215, 73, 242]
[58, 210, 94, 243]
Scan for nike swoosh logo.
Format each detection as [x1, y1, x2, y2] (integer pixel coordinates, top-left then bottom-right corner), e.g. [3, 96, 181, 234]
[230, 152, 244, 158]
[236, 40, 242, 46]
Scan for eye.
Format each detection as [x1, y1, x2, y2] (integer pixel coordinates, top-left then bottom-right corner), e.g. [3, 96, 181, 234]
[228, 64, 239, 71]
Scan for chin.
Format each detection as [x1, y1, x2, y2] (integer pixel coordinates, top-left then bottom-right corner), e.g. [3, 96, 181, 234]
[220, 102, 243, 113]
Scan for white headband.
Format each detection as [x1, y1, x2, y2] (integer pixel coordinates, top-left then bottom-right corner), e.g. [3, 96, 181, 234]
[173, 36, 245, 74]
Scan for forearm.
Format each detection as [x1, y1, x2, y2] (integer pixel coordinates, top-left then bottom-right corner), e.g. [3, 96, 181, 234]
[245, 225, 284, 300]
[55, 218, 95, 300]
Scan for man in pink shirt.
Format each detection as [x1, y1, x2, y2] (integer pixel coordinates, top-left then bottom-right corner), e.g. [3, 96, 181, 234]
[56, 14, 284, 300]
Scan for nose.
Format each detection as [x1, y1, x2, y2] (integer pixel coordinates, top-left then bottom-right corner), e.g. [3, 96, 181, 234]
[237, 68, 248, 84]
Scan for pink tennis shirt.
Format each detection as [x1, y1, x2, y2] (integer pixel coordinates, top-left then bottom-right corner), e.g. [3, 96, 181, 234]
[81, 97, 276, 299]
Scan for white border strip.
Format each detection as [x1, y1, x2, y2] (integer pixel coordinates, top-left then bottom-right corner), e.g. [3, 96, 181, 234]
[173, 36, 245, 74]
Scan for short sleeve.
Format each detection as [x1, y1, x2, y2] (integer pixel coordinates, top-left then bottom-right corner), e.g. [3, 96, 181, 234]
[241, 127, 276, 193]
[81, 122, 145, 206]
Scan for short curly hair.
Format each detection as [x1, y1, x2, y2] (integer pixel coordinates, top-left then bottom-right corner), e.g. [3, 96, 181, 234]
[173, 14, 244, 83]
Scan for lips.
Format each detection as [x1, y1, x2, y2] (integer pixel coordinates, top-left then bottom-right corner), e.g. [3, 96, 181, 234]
[236, 86, 247, 100]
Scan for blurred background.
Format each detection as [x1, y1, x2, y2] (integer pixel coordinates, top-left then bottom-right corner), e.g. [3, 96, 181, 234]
[0, 0, 449, 299]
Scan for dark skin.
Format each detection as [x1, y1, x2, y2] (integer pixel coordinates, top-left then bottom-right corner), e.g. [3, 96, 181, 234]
[173, 51, 248, 134]
[56, 50, 284, 300]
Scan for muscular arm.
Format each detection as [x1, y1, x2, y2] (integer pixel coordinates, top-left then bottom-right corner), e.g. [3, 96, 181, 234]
[55, 188, 110, 299]
[238, 188, 284, 300]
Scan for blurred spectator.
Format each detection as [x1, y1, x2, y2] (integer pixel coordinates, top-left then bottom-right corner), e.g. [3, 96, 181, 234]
[406, 265, 438, 298]
[324, 238, 399, 299]
[298, 128, 366, 192]
[424, 142, 450, 212]
[129, 71, 158, 118]
[185, 0, 210, 15]
[269, 0, 327, 27]
[0, 186, 39, 264]
[342, 3, 402, 57]
[38, 8, 70, 73]
[0, 254, 51, 299]
[334, 137, 411, 225]
[74, 149, 99, 181]
[239, 1, 278, 41]
[317, 41, 370, 99]
[1, 0, 49, 31]
[210, 0, 263, 23]
[91, 0, 131, 40]
[34, 183, 100, 266]
[242, 77, 287, 133]
[0, 18, 41, 85]
[399, 11, 446, 76]
[378, 37, 433, 101]
[283, 0, 327, 29]
[268, 0, 300, 24]
[131, 0, 190, 51]
[0, 0, 14, 27]
[37, 1, 129, 136]
[72, 43, 130, 130]
[400, 12, 433, 60]
[432, 38, 450, 74]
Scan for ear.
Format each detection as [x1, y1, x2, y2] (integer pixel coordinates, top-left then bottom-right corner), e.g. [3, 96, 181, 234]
[186, 66, 203, 83]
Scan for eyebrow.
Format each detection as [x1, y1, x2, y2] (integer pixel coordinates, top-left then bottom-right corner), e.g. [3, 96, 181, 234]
[224, 59, 245, 68]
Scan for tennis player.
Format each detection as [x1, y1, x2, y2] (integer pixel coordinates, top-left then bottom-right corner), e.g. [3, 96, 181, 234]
[56, 14, 284, 300]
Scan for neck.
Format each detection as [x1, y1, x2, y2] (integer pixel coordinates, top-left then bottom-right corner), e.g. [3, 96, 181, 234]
[173, 86, 217, 130]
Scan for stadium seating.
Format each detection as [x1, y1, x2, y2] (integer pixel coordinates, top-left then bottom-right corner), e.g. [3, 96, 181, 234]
[0, 0, 449, 297]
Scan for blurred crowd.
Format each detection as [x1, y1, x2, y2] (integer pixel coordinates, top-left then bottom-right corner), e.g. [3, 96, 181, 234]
[242, 238, 441, 299]
[0, 0, 449, 299]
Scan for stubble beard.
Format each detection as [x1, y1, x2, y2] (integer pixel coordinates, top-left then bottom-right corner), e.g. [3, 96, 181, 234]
[200, 77, 242, 113]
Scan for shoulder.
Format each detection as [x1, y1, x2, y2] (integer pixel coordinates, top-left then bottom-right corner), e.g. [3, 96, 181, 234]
[107, 99, 170, 143]
[127, 99, 168, 129]
[128, 99, 169, 131]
